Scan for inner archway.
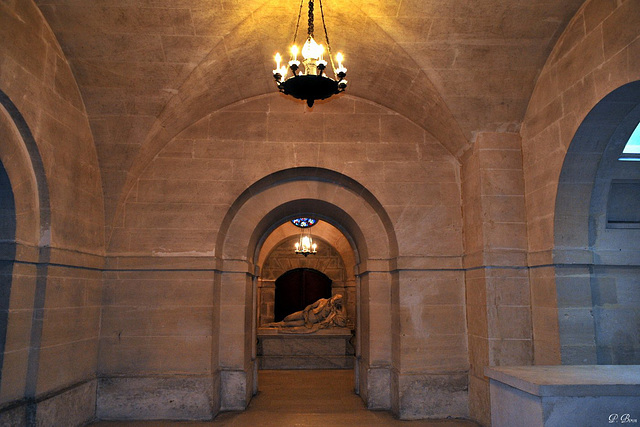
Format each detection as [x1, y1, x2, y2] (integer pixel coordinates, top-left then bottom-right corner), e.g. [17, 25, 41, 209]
[257, 220, 356, 328]
[255, 219, 357, 371]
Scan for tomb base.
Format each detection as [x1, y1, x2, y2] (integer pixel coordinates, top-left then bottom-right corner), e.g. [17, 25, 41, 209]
[257, 327, 354, 369]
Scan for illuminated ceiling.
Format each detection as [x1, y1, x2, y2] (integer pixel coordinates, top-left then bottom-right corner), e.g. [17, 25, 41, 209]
[34, 0, 585, 220]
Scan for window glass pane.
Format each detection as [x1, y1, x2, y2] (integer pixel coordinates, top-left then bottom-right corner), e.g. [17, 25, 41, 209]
[619, 122, 640, 161]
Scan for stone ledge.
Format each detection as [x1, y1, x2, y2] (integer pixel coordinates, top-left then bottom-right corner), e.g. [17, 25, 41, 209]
[485, 365, 640, 397]
[486, 366, 640, 427]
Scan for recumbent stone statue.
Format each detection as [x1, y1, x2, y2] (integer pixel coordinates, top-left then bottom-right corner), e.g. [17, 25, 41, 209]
[264, 294, 347, 333]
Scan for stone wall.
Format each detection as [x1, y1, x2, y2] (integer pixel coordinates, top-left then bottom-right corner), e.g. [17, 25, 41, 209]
[102, 94, 468, 419]
[0, 1, 104, 425]
[3, 0, 636, 424]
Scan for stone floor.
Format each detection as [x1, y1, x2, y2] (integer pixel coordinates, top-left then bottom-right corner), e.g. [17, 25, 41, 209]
[89, 370, 479, 427]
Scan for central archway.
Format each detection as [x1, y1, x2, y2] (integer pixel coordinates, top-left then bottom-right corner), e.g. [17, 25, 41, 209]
[214, 167, 398, 412]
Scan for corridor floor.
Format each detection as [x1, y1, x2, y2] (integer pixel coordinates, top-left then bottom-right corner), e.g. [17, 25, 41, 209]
[89, 370, 480, 427]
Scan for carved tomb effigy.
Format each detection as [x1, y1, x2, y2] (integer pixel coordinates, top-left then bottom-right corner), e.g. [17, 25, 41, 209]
[257, 294, 354, 369]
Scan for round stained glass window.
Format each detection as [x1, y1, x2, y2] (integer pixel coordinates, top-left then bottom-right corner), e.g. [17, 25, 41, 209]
[291, 217, 317, 228]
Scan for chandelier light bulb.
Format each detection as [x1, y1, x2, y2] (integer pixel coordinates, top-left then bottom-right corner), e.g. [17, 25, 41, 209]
[302, 37, 322, 60]
[290, 45, 299, 61]
[275, 53, 281, 69]
[335, 52, 347, 80]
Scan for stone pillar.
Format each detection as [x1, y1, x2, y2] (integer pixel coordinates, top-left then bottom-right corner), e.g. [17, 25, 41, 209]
[218, 268, 255, 411]
[462, 132, 532, 426]
[357, 269, 392, 410]
[391, 268, 468, 420]
[344, 278, 357, 330]
[257, 279, 275, 325]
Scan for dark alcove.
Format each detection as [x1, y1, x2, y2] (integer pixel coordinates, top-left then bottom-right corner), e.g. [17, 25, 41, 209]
[274, 268, 332, 322]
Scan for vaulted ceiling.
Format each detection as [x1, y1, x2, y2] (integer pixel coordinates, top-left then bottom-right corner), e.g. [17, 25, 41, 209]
[34, 0, 586, 224]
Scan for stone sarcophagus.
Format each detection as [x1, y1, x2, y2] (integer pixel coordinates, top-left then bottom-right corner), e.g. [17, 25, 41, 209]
[257, 327, 354, 369]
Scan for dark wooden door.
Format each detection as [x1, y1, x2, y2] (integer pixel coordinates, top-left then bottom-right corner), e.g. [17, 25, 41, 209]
[274, 268, 332, 322]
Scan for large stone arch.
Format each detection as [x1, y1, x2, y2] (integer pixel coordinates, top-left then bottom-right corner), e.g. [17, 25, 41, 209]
[521, 0, 640, 364]
[215, 167, 397, 412]
[0, 90, 51, 411]
[1, 3, 104, 421]
[554, 81, 640, 364]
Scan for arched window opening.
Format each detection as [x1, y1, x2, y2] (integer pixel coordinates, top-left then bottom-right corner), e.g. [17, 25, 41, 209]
[555, 81, 640, 364]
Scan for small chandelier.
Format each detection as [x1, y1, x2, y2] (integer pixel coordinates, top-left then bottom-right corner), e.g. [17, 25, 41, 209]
[273, 0, 347, 108]
[292, 217, 318, 256]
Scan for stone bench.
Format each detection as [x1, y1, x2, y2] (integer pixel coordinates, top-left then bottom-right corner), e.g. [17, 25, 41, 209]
[257, 327, 354, 369]
[485, 365, 640, 427]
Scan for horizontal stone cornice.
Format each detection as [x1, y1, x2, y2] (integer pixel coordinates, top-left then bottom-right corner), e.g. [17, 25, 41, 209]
[5, 249, 635, 274]
[1, 242, 104, 270]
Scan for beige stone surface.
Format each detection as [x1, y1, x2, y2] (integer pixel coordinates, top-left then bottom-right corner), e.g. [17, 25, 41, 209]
[1, 0, 639, 424]
[27, 0, 583, 229]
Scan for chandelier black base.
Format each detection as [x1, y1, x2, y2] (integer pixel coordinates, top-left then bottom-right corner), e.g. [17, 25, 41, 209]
[278, 74, 344, 107]
[296, 251, 316, 257]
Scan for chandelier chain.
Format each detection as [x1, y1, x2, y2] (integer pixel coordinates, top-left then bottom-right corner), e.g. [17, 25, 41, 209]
[293, 0, 304, 46]
[308, 0, 315, 37]
[317, 0, 336, 72]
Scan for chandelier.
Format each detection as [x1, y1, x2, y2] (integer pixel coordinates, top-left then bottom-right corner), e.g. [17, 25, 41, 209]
[273, 0, 347, 107]
[292, 218, 318, 256]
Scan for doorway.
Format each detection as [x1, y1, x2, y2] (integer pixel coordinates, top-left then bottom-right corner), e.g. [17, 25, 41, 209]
[274, 268, 332, 322]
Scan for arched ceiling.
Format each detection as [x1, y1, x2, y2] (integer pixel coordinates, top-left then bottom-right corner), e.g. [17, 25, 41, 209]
[34, 0, 585, 227]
